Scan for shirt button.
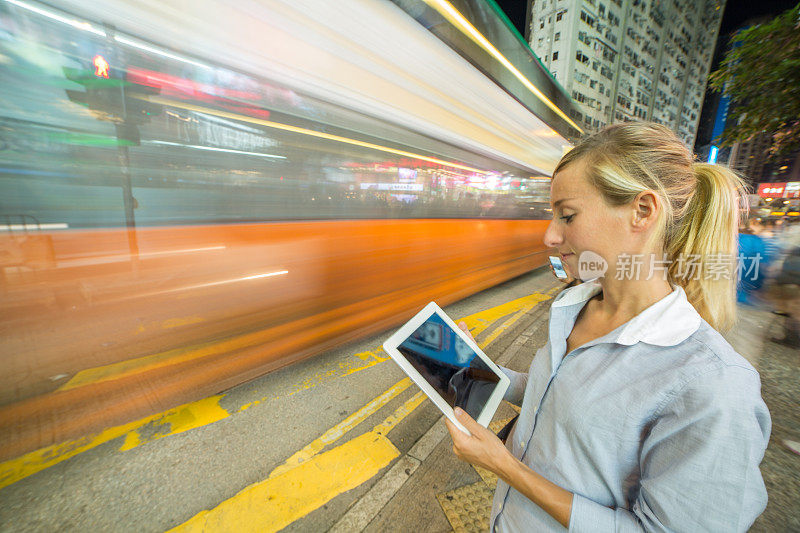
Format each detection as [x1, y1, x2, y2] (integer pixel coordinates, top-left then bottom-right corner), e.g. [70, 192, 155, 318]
[519, 440, 525, 448]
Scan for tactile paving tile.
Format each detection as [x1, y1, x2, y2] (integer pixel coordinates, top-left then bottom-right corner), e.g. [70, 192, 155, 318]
[436, 416, 514, 531]
[436, 481, 495, 533]
[472, 464, 498, 488]
[471, 416, 516, 488]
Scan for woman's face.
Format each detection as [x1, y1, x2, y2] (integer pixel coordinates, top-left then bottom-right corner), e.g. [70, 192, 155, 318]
[543, 161, 634, 279]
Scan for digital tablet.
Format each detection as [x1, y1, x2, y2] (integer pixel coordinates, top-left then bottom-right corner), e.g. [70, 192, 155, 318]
[382, 302, 509, 434]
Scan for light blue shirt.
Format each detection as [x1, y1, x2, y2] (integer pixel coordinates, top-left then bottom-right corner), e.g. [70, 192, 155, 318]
[491, 280, 771, 532]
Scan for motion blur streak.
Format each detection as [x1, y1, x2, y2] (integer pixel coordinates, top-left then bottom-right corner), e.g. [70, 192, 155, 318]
[145, 140, 286, 160]
[421, 0, 584, 134]
[0, 220, 550, 460]
[137, 95, 490, 174]
[0, 0, 569, 461]
[4, 0, 105, 36]
[143, 270, 291, 296]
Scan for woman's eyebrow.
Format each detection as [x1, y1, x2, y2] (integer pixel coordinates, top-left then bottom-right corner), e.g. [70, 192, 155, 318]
[552, 198, 577, 209]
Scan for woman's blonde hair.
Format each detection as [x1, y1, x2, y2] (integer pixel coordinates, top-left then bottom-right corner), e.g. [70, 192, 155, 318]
[555, 122, 746, 331]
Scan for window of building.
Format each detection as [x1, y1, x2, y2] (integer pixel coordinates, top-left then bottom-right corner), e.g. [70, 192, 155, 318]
[576, 51, 589, 63]
[556, 10, 566, 22]
[589, 79, 597, 89]
[545, 54, 549, 62]
[552, 51, 559, 60]
[540, 18, 545, 29]
[592, 60, 599, 71]
[580, 11, 596, 27]
[554, 32, 560, 41]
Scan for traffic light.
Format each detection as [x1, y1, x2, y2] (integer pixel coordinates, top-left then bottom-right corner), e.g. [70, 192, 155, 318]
[64, 54, 162, 144]
[64, 59, 126, 120]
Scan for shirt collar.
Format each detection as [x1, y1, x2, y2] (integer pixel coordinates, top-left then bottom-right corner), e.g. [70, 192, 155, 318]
[552, 279, 702, 347]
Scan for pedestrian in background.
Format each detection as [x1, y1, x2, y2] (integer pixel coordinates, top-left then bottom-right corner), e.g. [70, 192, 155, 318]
[737, 217, 770, 304]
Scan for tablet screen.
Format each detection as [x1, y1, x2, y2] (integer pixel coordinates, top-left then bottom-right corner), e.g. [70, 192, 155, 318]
[397, 312, 500, 420]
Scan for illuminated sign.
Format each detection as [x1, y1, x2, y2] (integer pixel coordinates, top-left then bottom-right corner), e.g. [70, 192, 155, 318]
[93, 55, 110, 78]
[360, 183, 423, 191]
[786, 182, 800, 198]
[758, 183, 786, 198]
[398, 168, 417, 183]
[708, 145, 718, 164]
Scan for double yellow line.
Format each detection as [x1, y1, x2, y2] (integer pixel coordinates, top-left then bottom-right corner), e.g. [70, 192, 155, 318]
[0, 290, 555, 532]
[169, 291, 552, 532]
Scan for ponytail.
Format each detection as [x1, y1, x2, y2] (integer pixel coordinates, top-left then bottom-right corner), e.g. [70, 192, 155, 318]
[556, 123, 747, 332]
[667, 163, 746, 331]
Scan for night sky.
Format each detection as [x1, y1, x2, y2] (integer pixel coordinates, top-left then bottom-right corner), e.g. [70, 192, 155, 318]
[493, 0, 796, 43]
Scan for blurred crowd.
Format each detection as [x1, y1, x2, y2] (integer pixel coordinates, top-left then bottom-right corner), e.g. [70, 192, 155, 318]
[738, 217, 800, 348]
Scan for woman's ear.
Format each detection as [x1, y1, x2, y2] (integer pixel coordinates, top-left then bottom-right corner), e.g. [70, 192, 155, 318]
[631, 190, 659, 231]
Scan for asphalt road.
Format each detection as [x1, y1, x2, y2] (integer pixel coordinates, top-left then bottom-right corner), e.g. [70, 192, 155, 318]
[0, 266, 561, 532]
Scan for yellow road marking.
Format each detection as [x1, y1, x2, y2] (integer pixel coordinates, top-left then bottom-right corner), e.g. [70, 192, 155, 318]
[478, 293, 550, 348]
[0, 394, 228, 491]
[170, 431, 399, 533]
[119, 396, 230, 452]
[0, 290, 553, 490]
[269, 378, 412, 478]
[60, 292, 551, 393]
[170, 391, 427, 533]
[58, 327, 271, 391]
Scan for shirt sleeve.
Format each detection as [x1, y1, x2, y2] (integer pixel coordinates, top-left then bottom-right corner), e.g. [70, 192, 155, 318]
[569, 364, 771, 533]
[499, 366, 528, 405]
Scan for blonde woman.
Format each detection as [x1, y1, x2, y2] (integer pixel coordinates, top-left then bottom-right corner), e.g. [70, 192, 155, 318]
[447, 123, 770, 532]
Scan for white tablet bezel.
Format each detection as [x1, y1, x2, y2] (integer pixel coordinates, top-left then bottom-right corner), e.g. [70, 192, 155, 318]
[382, 301, 509, 435]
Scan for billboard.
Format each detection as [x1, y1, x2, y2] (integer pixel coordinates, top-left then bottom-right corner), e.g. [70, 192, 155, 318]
[758, 182, 787, 198]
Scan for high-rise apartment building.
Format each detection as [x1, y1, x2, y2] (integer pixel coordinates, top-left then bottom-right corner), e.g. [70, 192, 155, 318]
[529, 0, 725, 147]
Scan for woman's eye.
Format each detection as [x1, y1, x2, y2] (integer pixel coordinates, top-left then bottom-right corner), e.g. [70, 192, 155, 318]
[560, 214, 575, 223]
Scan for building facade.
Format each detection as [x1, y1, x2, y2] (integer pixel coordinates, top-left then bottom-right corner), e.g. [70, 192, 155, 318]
[529, 0, 725, 147]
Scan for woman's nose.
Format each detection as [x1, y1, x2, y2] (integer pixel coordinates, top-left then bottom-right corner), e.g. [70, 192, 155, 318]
[543, 219, 563, 248]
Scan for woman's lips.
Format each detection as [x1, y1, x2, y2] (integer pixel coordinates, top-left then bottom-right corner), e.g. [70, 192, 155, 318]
[561, 253, 574, 260]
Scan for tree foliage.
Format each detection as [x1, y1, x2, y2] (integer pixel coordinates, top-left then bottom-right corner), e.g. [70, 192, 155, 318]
[709, 3, 800, 158]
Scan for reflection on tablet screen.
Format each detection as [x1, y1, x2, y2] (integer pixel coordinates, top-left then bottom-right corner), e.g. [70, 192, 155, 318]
[397, 313, 500, 420]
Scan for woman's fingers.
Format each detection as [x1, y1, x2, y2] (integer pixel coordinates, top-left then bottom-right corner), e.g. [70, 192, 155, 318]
[454, 407, 480, 431]
[457, 321, 475, 342]
[447, 407, 509, 473]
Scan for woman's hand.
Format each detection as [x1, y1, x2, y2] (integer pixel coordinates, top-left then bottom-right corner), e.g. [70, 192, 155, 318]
[457, 321, 475, 342]
[445, 407, 513, 474]
[549, 262, 576, 285]
[446, 407, 574, 529]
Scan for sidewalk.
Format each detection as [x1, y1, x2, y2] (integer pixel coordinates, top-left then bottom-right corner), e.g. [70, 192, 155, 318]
[328, 292, 552, 532]
[734, 305, 800, 532]
[337, 299, 800, 532]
